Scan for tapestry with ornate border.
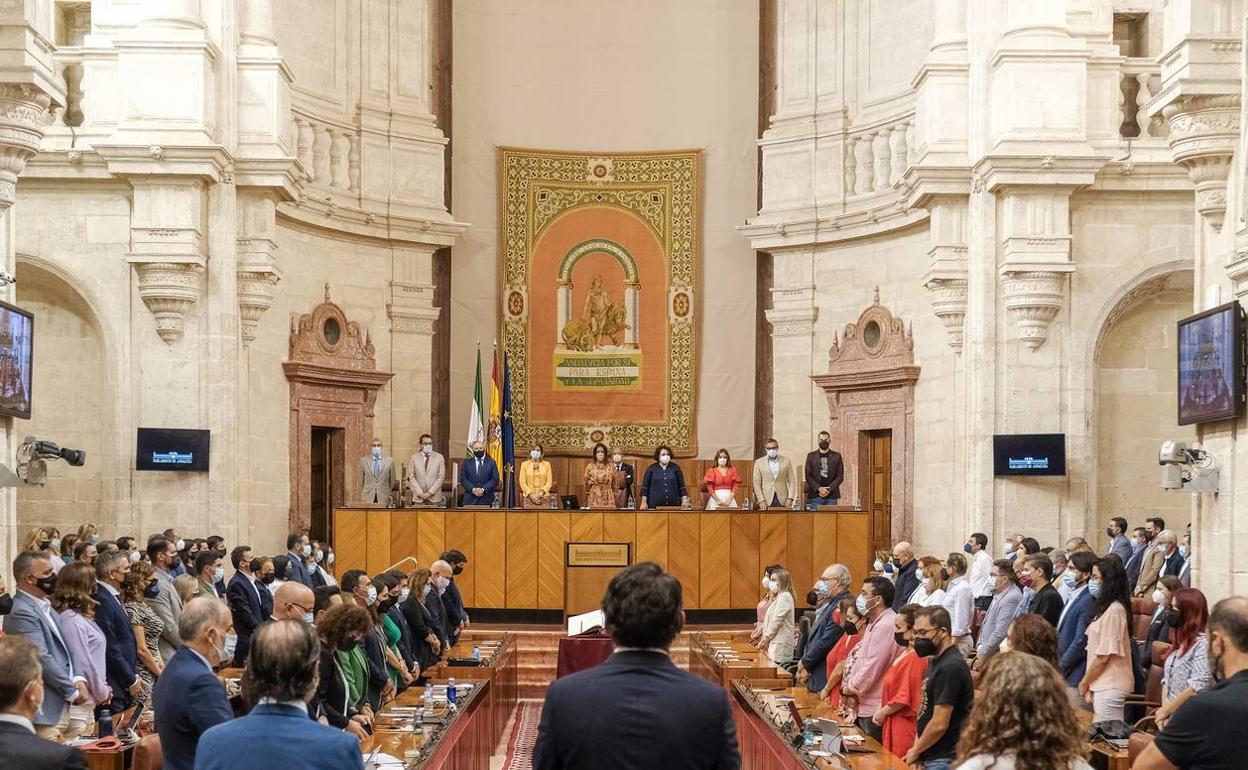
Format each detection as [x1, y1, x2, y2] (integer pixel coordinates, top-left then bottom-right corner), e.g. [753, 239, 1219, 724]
[499, 147, 700, 456]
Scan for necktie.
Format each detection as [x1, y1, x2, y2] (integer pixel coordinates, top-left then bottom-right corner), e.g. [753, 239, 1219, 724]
[424, 455, 429, 471]
[373, 458, 379, 476]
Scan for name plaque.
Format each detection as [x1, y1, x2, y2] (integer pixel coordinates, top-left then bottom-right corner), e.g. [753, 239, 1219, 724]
[566, 542, 631, 567]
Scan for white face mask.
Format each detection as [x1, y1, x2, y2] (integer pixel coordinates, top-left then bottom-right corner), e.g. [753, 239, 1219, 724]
[314, 550, 324, 563]
[612, 454, 623, 464]
[213, 630, 231, 663]
[49, 538, 61, 551]
[365, 585, 378, 605]
[372, 446, 382, 458]
[303, 611, 314, 625]
[717, 457, 727, 466]
[327, 553, 335, 565]
[873, 560, 884, 572]
[213, 566, 225, 583]
[766, 448, 778, 459]
[131, 550, 142, 564]
[301, 544, 312, 558]
[423, 584, 432, 597]
[399, 588, 411, 603]
[761, 575, 770, 589]
[767, 579, 779, 594]
[659, 453, 670, 464]
[1003, 542, 1013, 553]
[421, 443, 433, 455]
[176, 539, 186, 552]
[435, 576, 450, 592]
[530, 450, 541, 460]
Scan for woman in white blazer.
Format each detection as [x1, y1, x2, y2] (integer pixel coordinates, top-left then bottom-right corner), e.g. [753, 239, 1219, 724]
[758, 567, 797, 665]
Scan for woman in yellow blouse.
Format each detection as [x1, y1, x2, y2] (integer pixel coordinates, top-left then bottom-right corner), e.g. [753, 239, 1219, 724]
[519, 444, 553, 508]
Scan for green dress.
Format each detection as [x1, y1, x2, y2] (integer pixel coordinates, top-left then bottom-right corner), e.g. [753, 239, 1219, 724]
[337, 644, 368, 707]
[381, 615, 403, 687]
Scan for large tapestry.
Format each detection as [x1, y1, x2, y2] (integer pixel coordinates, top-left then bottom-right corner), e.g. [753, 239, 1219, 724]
[499, 147, 700, 456]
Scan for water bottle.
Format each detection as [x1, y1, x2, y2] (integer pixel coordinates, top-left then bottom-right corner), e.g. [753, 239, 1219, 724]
[472, 645, 481, 662]
[802, 718, 816, 747]
[447, 677, 457, 705]
[423, 683, 433, 708]
[98, 711, 114, 738]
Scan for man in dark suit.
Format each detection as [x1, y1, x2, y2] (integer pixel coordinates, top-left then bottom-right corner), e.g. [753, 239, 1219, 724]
[430, 560, 457, 647]
[459, 440, 499, 505]
[534, 561, 740, 770]
[0, 635, 89, 770]
[891, 542, 919, 610]
[610, 448, 635, 507]
[93, 551, 140, 714]
[1124, 527, 1150, 590]
[251, 556, 276, 619]
[1155, 529, 1187, 580]
[195, 621, 364, 770]
[440, 550, 471, 633]
[803, 431, 844, 508]
[153, 598, 235, 770]
[226, 545, 263, 665]
[797, 563, 851, 693]
[1057, 551, 1097, 694]
[285, 532, 314, 588]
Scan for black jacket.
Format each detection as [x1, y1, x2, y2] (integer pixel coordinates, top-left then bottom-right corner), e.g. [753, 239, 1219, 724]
[311, 645, 358, 729]
[892, 560, 920, 610]
[534, 650, 740, 770]
[425, 588, 451, 650]
[0, 722, 89, 770]
[1030, 583, 1064, 627]
[400, 596, 441, 672]
[226, 573, 264, 665]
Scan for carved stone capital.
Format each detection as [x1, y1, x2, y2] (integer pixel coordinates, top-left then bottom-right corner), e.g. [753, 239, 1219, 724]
[237, 263, 281, 346]
[1000, 269, 1070, 350]
[1162, 95, 1240, 230]
[387, 305, 439, 336]
[765, 306, 819, 338]
[0, 83, 52, 209]
[128, 259, 205, 343]
[923, 275, 969, 352]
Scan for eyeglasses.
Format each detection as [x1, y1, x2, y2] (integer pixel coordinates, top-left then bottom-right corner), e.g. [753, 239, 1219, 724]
[912, 626, 941, 639]
[288, 602, 313, 615]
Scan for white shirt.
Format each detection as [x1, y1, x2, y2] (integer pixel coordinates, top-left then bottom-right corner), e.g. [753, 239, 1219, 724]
[257, 697, 309, 714]
[767, 457, 780, 477]
[943, 576, 974, 638]
[1057, 583, 1087, 628]
[969, 549, 994, 597]
[0, 713, 35, 733]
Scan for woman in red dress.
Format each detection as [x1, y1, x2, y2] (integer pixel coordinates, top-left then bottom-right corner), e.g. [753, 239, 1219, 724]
[819, 598, 862, 710]
[702, 448, 741, 509]
[873, 604, 928, 758]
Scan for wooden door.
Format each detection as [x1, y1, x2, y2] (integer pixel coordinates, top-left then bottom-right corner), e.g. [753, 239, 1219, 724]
[860, 430, 893, 558]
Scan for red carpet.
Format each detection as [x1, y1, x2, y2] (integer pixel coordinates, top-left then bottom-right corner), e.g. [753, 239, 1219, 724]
[500, 701, 542, 770]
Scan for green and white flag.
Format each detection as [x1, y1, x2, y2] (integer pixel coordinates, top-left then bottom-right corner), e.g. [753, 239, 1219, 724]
[466, 344, 485, 455]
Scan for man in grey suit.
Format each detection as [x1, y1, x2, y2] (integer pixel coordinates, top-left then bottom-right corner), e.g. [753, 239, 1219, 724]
[360, 437, 397, 504]
[752, 438, 798, 510]
[148, 537, 185, 663]
[3, 551, 89, 739]
[408, 433, 446, 504]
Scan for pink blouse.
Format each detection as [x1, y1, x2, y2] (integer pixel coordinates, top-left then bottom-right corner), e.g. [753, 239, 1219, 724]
[1085, 602, 1133, 692]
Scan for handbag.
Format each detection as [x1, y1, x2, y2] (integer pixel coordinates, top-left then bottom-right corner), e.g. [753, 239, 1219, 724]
[1088, 719, 1132, 749]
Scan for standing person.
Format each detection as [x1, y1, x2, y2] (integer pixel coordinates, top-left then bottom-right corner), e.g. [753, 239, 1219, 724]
[974, 560, 1023, 666]
[842, 576, 899, 742]
[1022, 554, 1063, 627]
[904, 606, 973, 770]
[1132, 517, 1166, 596]
[152, 598, 235, 770]
[818, 600, 863, 710]
[1154, 530, 1186, 580]
[751, 438, 797, 510]
[399, 569, 442, 672]
[757, 568, 796, 666]
[702, 448, 741, 510]
[1154, 588, 1212, 728]
[639, 445, 687, 509]
[226, 545, 262, 666]
[440, 550, 470, 635]
[954, 651, 1090, 770]
[1050, 550, 1074, 603]
[533, 562, 740, 770]
[251, 557, 277, 620]
[312, 603, 375, 740]
[0, 636, 90, 770]
[912, 560, 947, 607]
[408, 433, 446, 505]
[359, 437, 396, 504]
[1105, 517, 1133, 565]
[751, 565, 782, 643]
[942, 553, 975, 655]
[285, 532, 314, 588]
[93, 550, 140, 715]
[583, 443, 620, 509]
[797, 564, 852, 693]
[122, 562, 165, 707]
[1125, 526, 1151, 591]
[609, 447, 635, 508]
[890, 543, 919, 611]
[803, 430, 844, 509]
[193, 551, 224, 600]
[1078, 557, 1133, 723]
[316, 545, 339, 588]
[874, 605, 927, 759]
[459, 439, 500, 506]
[52, 563, 111, 739]
[148, 537, 185, 664]
[519, 444, 553, 508]
[1057, 551, 1097, 700]
[965, 533, 994, 611]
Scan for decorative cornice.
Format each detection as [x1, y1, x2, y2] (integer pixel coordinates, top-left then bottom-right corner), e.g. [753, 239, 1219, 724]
[387, 305, 440, 336]
[237, 258, 281, 346]
[94, 143, 232, 181]
[126, 257, 205, 343]
[0, 83, 53, 208]
[765, 306, 819, 338]
[277, 197, 468, 249]
[923, 275, 969, 353]
[999, 268, 1072, 350]
[741, 206, 928, 251]
[1161, 95, 1240, 230]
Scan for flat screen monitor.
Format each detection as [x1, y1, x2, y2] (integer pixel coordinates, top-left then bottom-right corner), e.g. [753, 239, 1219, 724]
[136, 428, 210, 472]
[993, 434, 1066, 477]
[1177, 301, 1246, 426]
[0, 299, 33, 420]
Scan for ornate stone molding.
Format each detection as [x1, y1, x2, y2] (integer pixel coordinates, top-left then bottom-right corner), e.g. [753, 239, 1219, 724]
[237, 260, 280, 346]
[765, 306, 819, 338]
[924, 276, 969, 352]
[127, 258, 205, 343]
[387, 306, 440, 336]
[0, 83, 52, 209]
[1000, 268, 1071, 350]
[1162, 95, 1240, 230]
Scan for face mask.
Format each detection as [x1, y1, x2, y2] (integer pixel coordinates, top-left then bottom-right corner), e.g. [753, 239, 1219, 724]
[211, 630, 230, 664]
[883, 562, 895, 575]
[131, 550, 142, 564]
[1000, 637, 1013, 653]
[1151, 588, 1164, 605]
[0, 593, 12, 615]
[303, 611, 315, 625]
[530, 450, 541, 460]
[873, 560, 884, 572]
[365, 586, 378, 605]
[1155, 543, 1168, 554]
[766, 448, 778, 459]
[1019, 574, 1033, 588]
[421, 444, 433, 455]
[717, 457, 727, 466]
[473, 450, 485, 459]
[170, 554, 182, 569]
[805, 590, 820, 606]
[921, 578, 931, 590]
[261, 573, 276, 585]
[1165, 609, 1183, 628]
[422, 584, 432, 597]
[38, 540, 50, 550]
[327, 553, 335, 565]
[893, 631, 909, 648]
[176, 539, 186, 552]
[913, 635, 939, 658]
[612, 454, 623, 464]
[1179, 545, 1189, 559]
[1003, 542, 1014, 554]
[435, 576, 450, 591]
[49, 538, 61, 552]
[1062, 570, 1077, 586]
[144, 582, 160, 600]
[659, 453, 670, 464]
[314, 550, 324, 563]
[963, 543, 973, 554]
[452, 565, 464, 576]
[855, 594, 873, 615]
[1087, 580, 1101, 598]
[399, 588, 411, 603]
[1208, 637, 1226, 683]
[761, 575, 770, 589]
[308, 563, 318, 574]
[302, 544, 312, 558]
[818, 441, 830, 451]
[34, 574, 57, 595]
[213, 566, 225, 583]
[223, 633, 238, 659]
[814, 580, 829, 597]
[90, 534, 100, 544]
[1106, 527, 1117, 538]
[379, 597, 397, 613]
[372, 446, 382, 458]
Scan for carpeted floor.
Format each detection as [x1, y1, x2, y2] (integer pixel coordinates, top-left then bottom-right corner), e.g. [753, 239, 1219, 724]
[497, 701, 542, 770]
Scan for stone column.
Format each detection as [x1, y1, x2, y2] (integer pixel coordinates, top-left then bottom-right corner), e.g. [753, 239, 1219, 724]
[387, 246, 441, 469]
[239, 0, 277, 48]
[766, 249, 818, 460]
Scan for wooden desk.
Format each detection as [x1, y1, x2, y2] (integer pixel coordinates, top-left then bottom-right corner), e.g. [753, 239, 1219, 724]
[364, 678, 492, 770]
[333, 507, 872, 611]
[731, 681, 909, 769]
[690, 632, 788, 688]
[421, 631, 518, 750]
[1074, 706, 1130, 770]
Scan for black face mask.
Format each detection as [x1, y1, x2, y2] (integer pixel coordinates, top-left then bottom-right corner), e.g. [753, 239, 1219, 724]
[379, 598, 397, 613]
[1165, 609, 1184, 629]
[452, 565, 464, 576]
[1209, 637, 1225, 683]
[893, 631, 909, 648]
[170, 555, 181, 569]
[892, 557, 903, 568]
[841, 621, 860, 636]
[1106, 526, 1117, 538]
[473, 450, 485, 459]
[914, 635, 940, 658]
[0, 593, 11, 615]
[144, 582, 160, 600]
[818, 441, 830, 451]
[261, 574, 276, 585]
[34, 574, 58, 595]
[805, 590, 820, 607]
[338, 639, 360, 653]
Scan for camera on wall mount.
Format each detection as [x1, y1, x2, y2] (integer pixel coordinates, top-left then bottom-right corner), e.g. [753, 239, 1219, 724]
[0, 436, 86, 487]
[1159, 440, 1219, 495]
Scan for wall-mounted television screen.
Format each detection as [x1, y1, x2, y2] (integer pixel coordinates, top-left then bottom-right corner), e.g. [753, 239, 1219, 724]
[0, 299, 33, 420]
[1177, 301, 1246, 426]
[136, 428, 210, 472]
[993, 434, 1066, 477]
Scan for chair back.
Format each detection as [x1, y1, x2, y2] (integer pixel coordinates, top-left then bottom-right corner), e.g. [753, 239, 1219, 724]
[1132, 612, 1153, 641]
[1144, 661, 1164, 703]
[795, 614, 812, 660]
[133, 733, 163, 770]
[1150, 640, 1173, 664]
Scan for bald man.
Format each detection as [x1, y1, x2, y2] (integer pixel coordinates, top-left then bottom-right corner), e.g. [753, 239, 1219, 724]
[427, 560, 454, 649]
[891, 542, 919, 610]
[270, 582, 315, 624]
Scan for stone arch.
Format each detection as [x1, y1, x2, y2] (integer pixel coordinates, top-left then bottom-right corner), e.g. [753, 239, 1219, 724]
[1088, 261, 1196, 530]
[555, 238, 641, 347]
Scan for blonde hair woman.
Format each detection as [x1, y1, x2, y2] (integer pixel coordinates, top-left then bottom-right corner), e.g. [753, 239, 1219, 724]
[174, 573, 198, 606]
[53, 563, 109, 739]
[911, 560, 948, 607]
[757, 567, 797, 665]
[22, 527, 61, 573]
[77, 522, 99, 545]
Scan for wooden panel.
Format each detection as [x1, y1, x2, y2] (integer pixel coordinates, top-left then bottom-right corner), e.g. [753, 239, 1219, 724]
[474, 512, 507, 608]
[565, 566, 619, 615]
[699, 512, 731, 609]
[812, 513, 840, 585]
[505, 512, 539, 608]
[730, 513, 760, 608]
[333, 508, 368, 576]
[602, 512, 636, 546]
[786, 513, 814, 598]
[537, 512, 571, 610]
[390, 511, 421, 571]
[569, 512, 604, 542]
[416, 509, 446, 567]
[837, 511, 872, 585]
[635, 512, 669, 567]
[365, 511, 393, 576]
[667, 513, 700, 608]
[759, 514, 788, 577]
[445, 510, 476, 606]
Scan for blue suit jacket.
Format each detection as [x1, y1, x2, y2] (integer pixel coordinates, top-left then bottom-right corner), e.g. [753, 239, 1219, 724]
[286, 552, 314, 588]
[426, 587, 451, 649]
[1057, 588, 1095, 686]
[1124, 544, 1147, 589]
[459, 457, 499, 505]
[226, 573, 263, 664]
[153, 649, 234, 770]
[800, 593, 848, 692]
[194, 703, 363, 770]
[3, 591, 79, 725]
[535, 650, 740, 770]
[93, 585, 137, 710]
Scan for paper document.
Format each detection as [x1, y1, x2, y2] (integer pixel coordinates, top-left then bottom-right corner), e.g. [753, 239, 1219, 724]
[567, 609, 605, 635]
